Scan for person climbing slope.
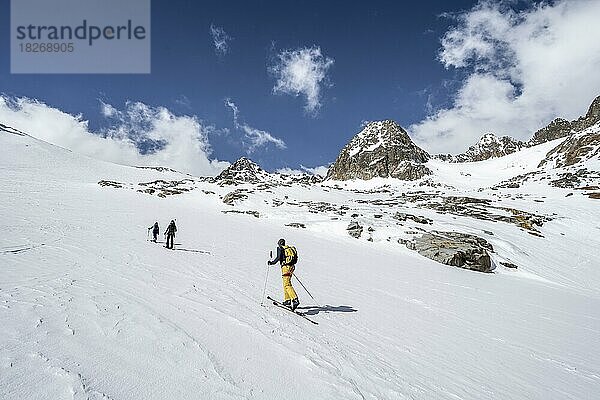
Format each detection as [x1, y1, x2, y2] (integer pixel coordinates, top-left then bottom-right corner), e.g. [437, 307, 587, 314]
[165, 220, 177, 249]
[268, 238, 299, 311]
[149, 222, 159, 242]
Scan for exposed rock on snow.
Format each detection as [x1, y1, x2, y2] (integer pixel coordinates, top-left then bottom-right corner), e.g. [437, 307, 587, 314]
[299, 201, 343, 215]
[393, 212, 432, 225]
[221, 210, 260, 218]
[550, 170, 586, 188]
[98, 180, 124, 188]
[347, 221, 363, 238]
[550, 168, 600, 189]
[390, 161, 432, 180]
[405, 231, 494, 273]
[285, 222, 306, 228]
[222, 189, 249, 205]
[539, 123, 600, 168]
[135, 166, 180, 173]
[280, 173, 325, 185]
[418, 196, 549, 234]
[138, 179, 195, 197]
[326, 120, 430, 181]
[492, 171, 539, 189]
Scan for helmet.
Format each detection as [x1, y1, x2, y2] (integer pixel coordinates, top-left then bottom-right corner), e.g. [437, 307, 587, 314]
[277, 238, 285, 246]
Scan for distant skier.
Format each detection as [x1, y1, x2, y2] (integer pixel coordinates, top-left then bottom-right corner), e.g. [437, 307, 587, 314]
[148, 222, 159, 242]
[165, 220, 177, 249]
[268, 238, 299, 310]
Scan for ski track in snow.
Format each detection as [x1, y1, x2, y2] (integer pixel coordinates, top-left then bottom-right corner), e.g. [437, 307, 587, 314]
[1, 131, 600, 399]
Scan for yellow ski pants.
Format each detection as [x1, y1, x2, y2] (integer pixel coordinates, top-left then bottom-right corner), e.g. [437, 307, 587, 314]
[281, 264, 298, 301]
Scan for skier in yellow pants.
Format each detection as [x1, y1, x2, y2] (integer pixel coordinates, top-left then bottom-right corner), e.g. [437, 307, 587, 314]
[268, 238, 300, 310]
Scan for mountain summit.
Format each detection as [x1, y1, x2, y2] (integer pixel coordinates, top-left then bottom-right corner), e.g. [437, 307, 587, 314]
[529, 95, 600, 146]
[326, 120, 430, 181]
[452, 133, 525, 163]
[214, 157, 270, 185]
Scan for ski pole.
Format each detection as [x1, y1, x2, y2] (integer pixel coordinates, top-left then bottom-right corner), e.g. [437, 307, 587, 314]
[292, 273, 316, 302]
[261, 251, 272, 306]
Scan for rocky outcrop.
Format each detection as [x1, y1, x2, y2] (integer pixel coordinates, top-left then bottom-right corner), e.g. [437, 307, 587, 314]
[529, 96, 600, 146]
[326, 120, 430, 181]
[98, 180, 123, 188]
[221, 210, 260, 218]
[137, 179, 195, 197]
[347, 221, 363, 239]
[222, 189, 249, 205]
[393, 212, 432, 225]
[135, 166, 179, 173]
[539, 123, 600, 168]
[280, 173, 324, 185]
[404, 231, 494, 273]
[452, 133, 525, 162]
[214, 157, 271, 185]
[285, 223, 306, 229]
[390, 161, 432, 180]
[529, 118, 574, 146]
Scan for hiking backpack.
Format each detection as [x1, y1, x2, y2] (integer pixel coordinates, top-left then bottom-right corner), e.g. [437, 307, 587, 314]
[283, 245, 298, 265]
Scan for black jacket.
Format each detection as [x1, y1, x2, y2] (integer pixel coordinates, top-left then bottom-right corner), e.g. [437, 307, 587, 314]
[268, 246, 285, 265]
[166, 222, 177, 235]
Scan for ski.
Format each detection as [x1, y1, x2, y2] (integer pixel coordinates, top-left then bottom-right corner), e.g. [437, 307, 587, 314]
[267, 296, 318, 325]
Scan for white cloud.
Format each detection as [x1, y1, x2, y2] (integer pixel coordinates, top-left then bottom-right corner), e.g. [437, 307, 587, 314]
[0, 95, 229, 176]
[100, 101, 118, 117]
[210, 24, 232, 56]
[300, 165, 329, 176]
[270, 46, 334, 115]
[410, 0, 600, 154]
[276, 165, 329, 176]
[224, 98, 286, 153]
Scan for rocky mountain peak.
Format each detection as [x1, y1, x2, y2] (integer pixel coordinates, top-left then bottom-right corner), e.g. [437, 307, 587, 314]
[214, 157, 270, 185]
[349, 120, 418, 152]
[227, 157, 262, 173]
[452, 133, 525, 162]
[574, 95, 600, 130]
[326, 120, 431, 181]
[529, 96, 600, 146]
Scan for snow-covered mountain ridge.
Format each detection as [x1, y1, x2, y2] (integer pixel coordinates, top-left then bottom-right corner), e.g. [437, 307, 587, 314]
[436, 133, 526, 163]
[432, 95, 600, 163]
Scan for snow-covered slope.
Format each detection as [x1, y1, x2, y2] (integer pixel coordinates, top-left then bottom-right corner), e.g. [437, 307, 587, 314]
[2, 130, 600, 400]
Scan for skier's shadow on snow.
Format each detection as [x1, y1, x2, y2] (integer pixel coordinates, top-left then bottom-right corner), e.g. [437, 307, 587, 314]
[173, 248, 211, 255]
[297, 305, 357, 315]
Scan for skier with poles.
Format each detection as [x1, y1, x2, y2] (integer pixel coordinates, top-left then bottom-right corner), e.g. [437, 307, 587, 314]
[164, 220, 177, 249]
[148, 222, 159, 242]
[267, 238, 300, 311]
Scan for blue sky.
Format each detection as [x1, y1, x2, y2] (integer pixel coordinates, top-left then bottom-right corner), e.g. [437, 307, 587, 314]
[2, 0, 600, 174]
